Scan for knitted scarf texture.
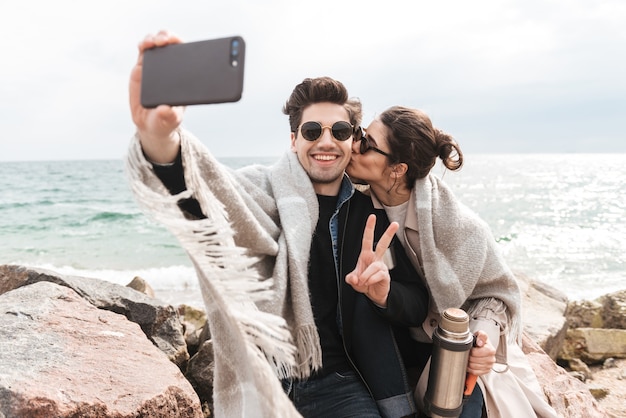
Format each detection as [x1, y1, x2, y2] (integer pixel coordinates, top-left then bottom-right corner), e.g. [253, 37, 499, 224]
[411, 175, 522, 343]
[126, 129, 316, 417]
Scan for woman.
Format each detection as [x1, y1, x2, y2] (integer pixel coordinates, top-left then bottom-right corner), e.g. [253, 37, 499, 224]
[347, 106, 558, 418]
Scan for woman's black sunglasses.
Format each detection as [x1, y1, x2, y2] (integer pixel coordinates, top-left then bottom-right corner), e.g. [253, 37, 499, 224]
[356, 127, 393, 158]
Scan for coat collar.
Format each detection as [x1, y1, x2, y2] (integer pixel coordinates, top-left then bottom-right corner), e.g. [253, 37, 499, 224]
[369, 187, 419, 232]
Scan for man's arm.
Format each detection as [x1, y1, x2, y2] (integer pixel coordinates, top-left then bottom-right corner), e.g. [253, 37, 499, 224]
[151, 150, 206, 220]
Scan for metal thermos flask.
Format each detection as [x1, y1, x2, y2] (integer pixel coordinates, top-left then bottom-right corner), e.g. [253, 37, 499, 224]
[424, 308, 474, 418]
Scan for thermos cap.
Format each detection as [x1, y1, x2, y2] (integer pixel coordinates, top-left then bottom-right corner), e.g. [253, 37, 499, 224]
[440, 308, 469, 334]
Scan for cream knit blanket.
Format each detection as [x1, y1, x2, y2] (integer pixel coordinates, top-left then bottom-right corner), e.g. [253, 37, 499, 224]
[126, 129, 311, 417]
[413, 174, 522, 342]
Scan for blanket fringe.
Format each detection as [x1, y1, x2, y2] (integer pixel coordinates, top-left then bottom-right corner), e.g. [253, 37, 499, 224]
[126, 151, 297, 373]
[292, 325, 323, 379]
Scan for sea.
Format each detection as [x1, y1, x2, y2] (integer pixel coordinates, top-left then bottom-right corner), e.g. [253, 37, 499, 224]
[1, 154, 624, 307]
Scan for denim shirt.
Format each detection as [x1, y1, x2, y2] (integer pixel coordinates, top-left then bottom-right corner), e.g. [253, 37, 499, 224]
[328, 175, 355, 273]
[327, 175, 355, 335]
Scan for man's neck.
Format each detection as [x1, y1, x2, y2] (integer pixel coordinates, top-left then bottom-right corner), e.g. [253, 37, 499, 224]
[313, 179, 342, 197]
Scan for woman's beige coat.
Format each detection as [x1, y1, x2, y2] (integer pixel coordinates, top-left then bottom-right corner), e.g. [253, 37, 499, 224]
[369, 175, 558, 418]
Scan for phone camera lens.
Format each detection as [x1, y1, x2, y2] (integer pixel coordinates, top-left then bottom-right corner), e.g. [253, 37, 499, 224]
[229, 38, 242, 67]
[231, 39, 239, 56]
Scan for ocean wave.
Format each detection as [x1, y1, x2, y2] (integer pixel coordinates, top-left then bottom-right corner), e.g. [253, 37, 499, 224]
[496, 233, 518, 243]
[0, 200, 55, 210]
[88, 211, 137, 222]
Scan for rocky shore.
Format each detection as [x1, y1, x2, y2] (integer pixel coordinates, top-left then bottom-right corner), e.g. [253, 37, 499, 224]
[1, 264, 624, 417]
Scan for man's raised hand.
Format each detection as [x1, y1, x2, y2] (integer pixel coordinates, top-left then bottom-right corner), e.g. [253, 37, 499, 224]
[129, 30, 185, 164]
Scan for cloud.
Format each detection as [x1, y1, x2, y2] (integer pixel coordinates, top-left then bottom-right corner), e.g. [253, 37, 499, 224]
[0, 0, 624, 161]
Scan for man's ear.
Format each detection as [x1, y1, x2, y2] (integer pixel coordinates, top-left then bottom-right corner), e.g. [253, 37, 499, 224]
[290, 132, 297, 152]
[391, 162, 408, 178]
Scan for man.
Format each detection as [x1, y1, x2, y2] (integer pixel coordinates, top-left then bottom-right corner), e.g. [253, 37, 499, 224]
[127, 30, 430, 418]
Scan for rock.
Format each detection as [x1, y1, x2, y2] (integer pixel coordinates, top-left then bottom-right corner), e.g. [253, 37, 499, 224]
[0, 264, 189, 368]
[178, 304, 208, 330]
[178, 304, 209, 357]
[568, 358, 592, 381]
[584, 358, 626, 417]
[127, 275, 156, 297]
[522, 334, 609, 418]
[588, 388, 610, 401]
[0, 281, 203, 418]
[530, 279, 569, 305]
[566, 299, 604, 328]
[198, 320, 212, 349]
[560, 287, 626, 417]
[562, 289, 626, 417]
[517, 272, 569, 359]
[597, 290, 626, 329]
[566, 290, 626, 330]
[560, 328, 626, 364]
[182, 321, 203, 357]
[0, 263, 31, 294]
[186, 339, 215, 413]
[3, 263, 622, 417]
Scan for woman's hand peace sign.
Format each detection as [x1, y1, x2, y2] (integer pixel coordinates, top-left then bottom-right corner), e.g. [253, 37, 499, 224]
[345, 214, 399, 307]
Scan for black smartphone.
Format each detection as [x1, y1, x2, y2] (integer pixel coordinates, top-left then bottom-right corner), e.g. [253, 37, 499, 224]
[140, 36, 245, 108]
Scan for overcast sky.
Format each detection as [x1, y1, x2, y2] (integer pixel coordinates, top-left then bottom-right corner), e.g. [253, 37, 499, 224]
[1, 0, 625, 162]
